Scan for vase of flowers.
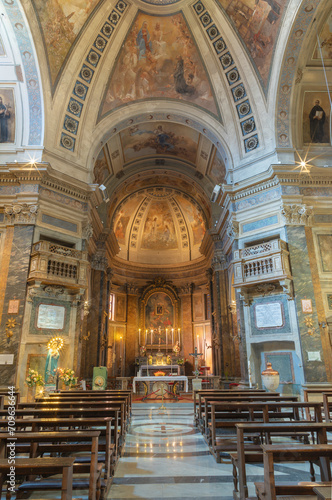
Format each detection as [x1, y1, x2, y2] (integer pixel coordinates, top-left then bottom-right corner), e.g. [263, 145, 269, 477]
[25, 368, 44, 401]
[59, 368, 77, 389]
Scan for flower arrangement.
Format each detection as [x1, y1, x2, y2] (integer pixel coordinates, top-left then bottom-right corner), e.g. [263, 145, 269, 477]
[59, 368, 77, 386]
[173, 341, 180, 354]
[140, 345, 147, 357]
[177, 358, 186, 365]
[25, 368, 44, 387]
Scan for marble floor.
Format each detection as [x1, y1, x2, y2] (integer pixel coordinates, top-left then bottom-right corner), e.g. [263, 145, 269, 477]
[107, 402, 319, 500]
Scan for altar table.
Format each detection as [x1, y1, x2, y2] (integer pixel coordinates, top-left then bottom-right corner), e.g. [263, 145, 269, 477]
[133, 375, 188, 396]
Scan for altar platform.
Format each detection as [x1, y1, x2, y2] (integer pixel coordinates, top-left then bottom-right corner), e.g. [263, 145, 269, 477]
[133, 375, 188, 400]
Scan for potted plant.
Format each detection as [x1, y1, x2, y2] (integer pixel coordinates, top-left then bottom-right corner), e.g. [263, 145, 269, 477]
[59, 368, 77, 389]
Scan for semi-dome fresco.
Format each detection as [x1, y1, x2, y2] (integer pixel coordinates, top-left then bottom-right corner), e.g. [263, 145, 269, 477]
[111, 187, 207, 265]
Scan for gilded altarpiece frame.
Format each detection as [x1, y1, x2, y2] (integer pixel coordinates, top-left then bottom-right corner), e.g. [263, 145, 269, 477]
[139, 278, 180, 347]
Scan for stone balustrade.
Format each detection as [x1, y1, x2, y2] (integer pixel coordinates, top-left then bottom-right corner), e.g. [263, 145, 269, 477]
[233, 239, 292, 287]
[28, 240, 89, 289]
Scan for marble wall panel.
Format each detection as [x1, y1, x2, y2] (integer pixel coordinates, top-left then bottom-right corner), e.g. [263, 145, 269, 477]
[287, 225, 327, 383]
[0, 226, 34, 386]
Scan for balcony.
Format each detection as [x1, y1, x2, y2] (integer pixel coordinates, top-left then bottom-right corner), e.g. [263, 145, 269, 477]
[233, 239, 293, 299]
[28, 240, 89, 289]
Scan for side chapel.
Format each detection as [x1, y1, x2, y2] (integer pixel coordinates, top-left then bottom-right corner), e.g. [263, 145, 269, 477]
[0, 0, 332, 397]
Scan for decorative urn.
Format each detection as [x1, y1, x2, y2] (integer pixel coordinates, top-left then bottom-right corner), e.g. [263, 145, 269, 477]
[261, 362, 280, 392]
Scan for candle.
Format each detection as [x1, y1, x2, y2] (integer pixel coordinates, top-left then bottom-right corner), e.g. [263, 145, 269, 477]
[151, 329, 153, 346]
[166, 329, 168, 353]
[196, 334, 200, 351]
[178, 328, 180, 345]
[139, 329, 141, 346]
[145, 330, 147, 345]
[171, 328, 174, 345]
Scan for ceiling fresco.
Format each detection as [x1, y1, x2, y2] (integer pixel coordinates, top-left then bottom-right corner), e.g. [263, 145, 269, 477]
[31, 0, 101, 86]
[120, 122, 199, 164]
[100, 11, 219, 118]
[174, 194, 206, 246]
[141, 200, 178, 250]
[312, 11, 332, 62]
[209, 149, 226, 185]
[114, 194, 145, 245]
[217, 0, 289, 86]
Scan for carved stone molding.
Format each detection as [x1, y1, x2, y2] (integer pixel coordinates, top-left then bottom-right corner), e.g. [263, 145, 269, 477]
[90, 254, 108, 271]
[211, 252, 227, 271]
[4, 203, 38, 225]
[126, 283, 139, 295]
[281, 204, 314, 226]
[179, 283, 193, 295]
[226, 217, 239, 239]
[82, 222, 93, 240]
[43, 285, 65, 297]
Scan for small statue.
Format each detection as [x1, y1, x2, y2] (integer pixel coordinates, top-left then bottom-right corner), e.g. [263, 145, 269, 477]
[173, 341, 180, 354]
[140, 345, 147, 357]
[148, 355, 153, 365]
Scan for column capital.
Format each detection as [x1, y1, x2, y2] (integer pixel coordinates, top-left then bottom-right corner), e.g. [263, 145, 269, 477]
[4, 203, 38, 225]
[281, 204, 314, 226]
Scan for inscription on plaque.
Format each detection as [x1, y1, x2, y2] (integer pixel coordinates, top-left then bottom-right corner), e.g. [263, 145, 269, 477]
[254, 302, 284, 329]
[37, 304, 65, 330]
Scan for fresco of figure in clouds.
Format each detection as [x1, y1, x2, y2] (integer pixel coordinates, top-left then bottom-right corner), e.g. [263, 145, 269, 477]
[313, 12, 332, 60]
[32, 0, 100, 85]
[101, 12, 218, 117]
[217, 0, 287, 86]
[121, 122, 199, 164]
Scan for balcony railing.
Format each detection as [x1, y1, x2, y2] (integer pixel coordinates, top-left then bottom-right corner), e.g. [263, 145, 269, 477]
[28, 240, 89, 288]
[233, 239, 292, 287]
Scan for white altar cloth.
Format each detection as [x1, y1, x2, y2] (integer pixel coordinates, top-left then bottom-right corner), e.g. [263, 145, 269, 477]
[133, 375, 188, 393]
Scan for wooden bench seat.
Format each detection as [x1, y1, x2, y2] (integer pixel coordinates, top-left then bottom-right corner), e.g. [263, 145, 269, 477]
[0, 430, 104, 499]
[255, 444, 332, 500]
[231, 422, 332, 500]
[0, 457, 75, 500]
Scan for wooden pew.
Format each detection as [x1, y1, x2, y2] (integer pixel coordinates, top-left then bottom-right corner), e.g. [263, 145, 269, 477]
[193, 389, 267, 425]
[255, 444, 332, 500]
[0, 457, 75, 500]
[52, 390, 133, 415]
[0, 391, 20, 408]
[0, 416, 117, 482]
[31, 395, 131, 432]
[208, 401, 323, 462]
[194, 390, 272, 428]
[200, 394, 297, 435]
[232, 421, 332, 500]
[0, 430, 103, 499]
[323, 393, 332, 423]
[303, 389, 332, 420]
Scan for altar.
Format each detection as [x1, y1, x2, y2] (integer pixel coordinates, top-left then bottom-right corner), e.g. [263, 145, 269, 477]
[133, 375, 188, 400]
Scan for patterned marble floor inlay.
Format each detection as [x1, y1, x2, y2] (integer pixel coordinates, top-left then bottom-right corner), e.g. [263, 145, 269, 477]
[107, 402, 320, 499]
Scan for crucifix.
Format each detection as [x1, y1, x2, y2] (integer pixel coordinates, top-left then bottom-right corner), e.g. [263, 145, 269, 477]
[189, 346, 203, 378]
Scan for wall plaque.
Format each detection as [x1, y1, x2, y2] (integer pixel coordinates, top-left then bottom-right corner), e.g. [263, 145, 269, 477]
[301, 299, 313, 313]
[0, 354, 14, 365]
[254, 302, 284, 329]
[37, 304, 65, 330]
[8, 300, 20, 314]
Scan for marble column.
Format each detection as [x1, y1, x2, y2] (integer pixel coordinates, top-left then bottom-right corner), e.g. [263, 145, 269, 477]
[126, 285, 139, 377]
[0, 204, 37, 386]
[179, 285, 193, 376]
[283, 204, 327, 383]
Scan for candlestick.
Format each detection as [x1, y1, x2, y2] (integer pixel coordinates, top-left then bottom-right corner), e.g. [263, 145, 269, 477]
[166, 329, 168, 353]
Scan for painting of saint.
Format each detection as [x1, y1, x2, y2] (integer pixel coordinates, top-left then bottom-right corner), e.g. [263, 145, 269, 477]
[303, 92, 330, 144]
[209, 149, 226, 185]
[101, 12, 218, 117]
[217, 0, 288, 87]
[145, 292, 174, 342]
[313, 12, 332, 61]
[0, 89, 15, 143]
[141, 201, 178, 250]
[120, 122, 199, 164]
[31, 0, 100, 86]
